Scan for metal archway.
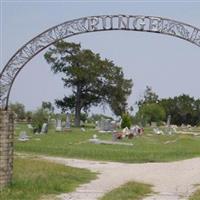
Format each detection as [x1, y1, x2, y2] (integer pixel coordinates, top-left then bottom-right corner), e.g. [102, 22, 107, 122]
[1, 14, 200, 110]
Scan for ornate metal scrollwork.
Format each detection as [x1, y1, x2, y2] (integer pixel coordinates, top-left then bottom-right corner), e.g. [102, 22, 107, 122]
[0, 15, 200, 110]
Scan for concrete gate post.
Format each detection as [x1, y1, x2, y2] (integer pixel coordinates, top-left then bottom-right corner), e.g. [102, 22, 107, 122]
[0, 110, 14, 189]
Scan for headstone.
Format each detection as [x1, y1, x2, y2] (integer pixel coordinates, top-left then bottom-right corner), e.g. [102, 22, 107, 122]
[27, 124, 33, 129]
[18, 131, 29, 141]
[104, 119, 110, 131]
[80, 120, 84, 126]
[95, 121, 100, 130]
[66, 112, 71, 129]
[98, 120, 104, 131]
[81, 127, 86, 132]
[181, 124, 186, 128]
[153, 128, 164, 135]
[98, 119, 113, 132]
[50, 118, 56, 128]
[56, 119, 62, 132]
[93, 134, 97, 139]
[151, 122, 157, 127]
[41, 123, 48, 133]
[171, 125, 177, 133]
[112, 131, 117, 141]
[89, 134, 101, 144]
[187, 124, 192, 131]
[111, 121, 117, 130]
[165, 115, 175, 135]
[63, 112, 72, 132]
[166, 115, 171, 127]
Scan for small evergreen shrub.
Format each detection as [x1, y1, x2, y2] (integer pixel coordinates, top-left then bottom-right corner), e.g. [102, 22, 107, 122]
[121, 113, 132, 129]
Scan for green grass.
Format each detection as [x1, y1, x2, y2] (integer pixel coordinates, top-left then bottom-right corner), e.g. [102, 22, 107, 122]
[0, 157, 97, 200]
[100, 181, 152, 200]
[14, 123, 200, 163]
[189, 188, 200, 200]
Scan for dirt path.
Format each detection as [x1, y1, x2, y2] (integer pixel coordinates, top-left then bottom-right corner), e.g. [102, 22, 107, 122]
[40, 156, 200, 200]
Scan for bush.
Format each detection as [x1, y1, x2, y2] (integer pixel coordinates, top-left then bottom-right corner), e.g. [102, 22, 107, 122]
[121, 113, 132, 129]
[136, 103, 166, 126]
[32, 108, 49, 132]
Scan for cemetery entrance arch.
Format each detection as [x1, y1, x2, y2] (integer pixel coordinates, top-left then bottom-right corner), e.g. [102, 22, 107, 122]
[0, 15, 200, 188]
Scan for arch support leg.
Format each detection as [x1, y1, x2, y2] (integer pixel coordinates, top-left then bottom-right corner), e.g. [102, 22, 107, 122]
[0, 110, 14, 189]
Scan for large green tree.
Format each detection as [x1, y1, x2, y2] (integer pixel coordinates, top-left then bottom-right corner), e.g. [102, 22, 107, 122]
[136, 103, 166, 126]
[159, 95, 198, 126]
[42, 101, 55, 113]
[44, 41, 133, 126]
[135, 86, 200, 126]
[32, 107, 49, 132]
[137, 86, 159, 107]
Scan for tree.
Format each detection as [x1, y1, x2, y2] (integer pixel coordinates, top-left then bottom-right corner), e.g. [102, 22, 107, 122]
[194, 99, 200, 125]
[106, 69, 133, 116]
[32, 107, 49, 132]
[25, 111, 33, 123]
[42, 101, 54, 113]
[10, 102, 26, 121]
[136, 103, 166, 126]
[44, 41, 133, 126]
[121, 113, 132, 129]
[159, 95, 197, 126]
[137, 86, 159, 107]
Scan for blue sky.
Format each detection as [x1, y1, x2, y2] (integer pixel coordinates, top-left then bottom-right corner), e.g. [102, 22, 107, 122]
[1, 1, 200, 116]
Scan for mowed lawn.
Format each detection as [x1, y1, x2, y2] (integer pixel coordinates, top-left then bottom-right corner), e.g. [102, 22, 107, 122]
[14, 123, 200, 163]
[0, 157, 96, 200]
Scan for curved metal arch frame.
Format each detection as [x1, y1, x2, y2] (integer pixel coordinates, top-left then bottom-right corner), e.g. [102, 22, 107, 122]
[1, 14, 200, 110]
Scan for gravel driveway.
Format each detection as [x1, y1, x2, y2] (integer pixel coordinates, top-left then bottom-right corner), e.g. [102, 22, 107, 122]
[40, 156, 200, 200]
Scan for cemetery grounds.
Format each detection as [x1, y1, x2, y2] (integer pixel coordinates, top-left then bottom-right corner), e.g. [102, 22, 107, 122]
[1, 123, 200, 199]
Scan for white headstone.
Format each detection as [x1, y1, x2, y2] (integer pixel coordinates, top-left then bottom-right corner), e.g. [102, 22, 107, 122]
[98, 119, 113, 132]
[167, 115, 171, 127]
[56, 119, 62, 132]
[81, 127, 86, 132]
[66, 112, 71, 129]
[27, 124, 33, 129]
[18, 131, 29, 141]
[41, 123, 48, 133]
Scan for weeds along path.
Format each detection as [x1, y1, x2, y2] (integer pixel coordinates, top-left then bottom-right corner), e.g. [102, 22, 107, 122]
[39, 156, 200, 200]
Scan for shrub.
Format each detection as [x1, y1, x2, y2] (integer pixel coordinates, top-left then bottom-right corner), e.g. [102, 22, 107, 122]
[32, 108, 49, 132]
[121, 113, 132, 129]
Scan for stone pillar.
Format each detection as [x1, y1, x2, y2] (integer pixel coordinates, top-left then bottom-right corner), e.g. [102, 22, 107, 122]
[0, 110, 14, 189]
